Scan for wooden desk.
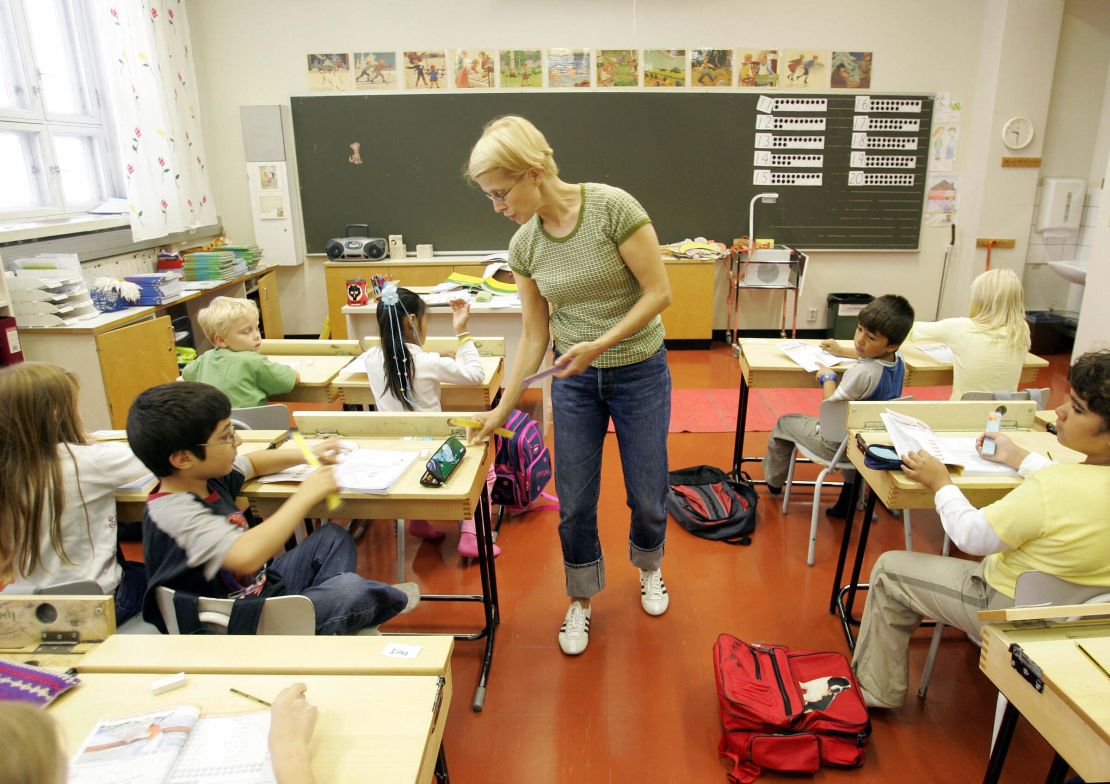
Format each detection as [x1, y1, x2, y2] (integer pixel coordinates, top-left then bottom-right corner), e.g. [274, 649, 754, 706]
[261, 338, 362, 356]
[333, 355, 504, 411]
[979, 609, 1110, 783]
[250, 411, 499, 711]
[264, 354, 352, 403]
[830, 400, 1083, 646]
[52, 671, 449, 783]
[16, 267, 283, 429]
[731, 338, 1051, 476]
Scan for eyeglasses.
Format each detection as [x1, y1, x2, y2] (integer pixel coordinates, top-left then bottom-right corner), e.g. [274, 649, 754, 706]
[197, 426, 241, 448]
[483, 172, 526, 203]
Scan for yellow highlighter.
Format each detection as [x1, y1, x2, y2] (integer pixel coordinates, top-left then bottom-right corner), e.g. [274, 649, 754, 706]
[447, 417, 515, 439]
[289, 430, 342, 512]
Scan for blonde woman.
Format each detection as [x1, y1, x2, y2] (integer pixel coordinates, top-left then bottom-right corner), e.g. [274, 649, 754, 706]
[0, 363, 149, 621]
[826, 268, 1032, 400]
[466, 115, 673, 656]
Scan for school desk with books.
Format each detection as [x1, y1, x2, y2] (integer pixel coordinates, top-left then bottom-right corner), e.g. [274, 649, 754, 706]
[241, 410, 500, 711]
[828, 400, 1085, 647]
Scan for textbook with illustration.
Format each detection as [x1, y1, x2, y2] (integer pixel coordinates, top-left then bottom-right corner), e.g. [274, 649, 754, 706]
[879, 410, 1017, 476]
[70, 705, 275, 784]
[777, 341, 858, 373]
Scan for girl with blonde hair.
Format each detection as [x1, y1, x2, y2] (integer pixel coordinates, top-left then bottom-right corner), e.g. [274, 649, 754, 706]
[467, 115, 673, 656]
[0, 362, 149, 621]
[907, 268, 1032, 400]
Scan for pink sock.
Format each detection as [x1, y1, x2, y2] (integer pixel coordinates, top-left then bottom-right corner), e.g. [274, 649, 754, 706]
[458, 519, 501, 558]
[409, 519, 446, 541]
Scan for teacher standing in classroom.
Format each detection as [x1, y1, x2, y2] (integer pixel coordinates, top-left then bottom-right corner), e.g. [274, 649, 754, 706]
[467, 115, 673, 656]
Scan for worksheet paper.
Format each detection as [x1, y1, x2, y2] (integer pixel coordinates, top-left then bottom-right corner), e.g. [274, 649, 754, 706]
[880, 410, 1017, 476]
[915, 343, 955, 363]
[777, 341, 857, 372]
[256, 445, 420, 493]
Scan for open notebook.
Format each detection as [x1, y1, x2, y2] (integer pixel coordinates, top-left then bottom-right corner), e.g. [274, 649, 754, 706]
[880, 410, 1017, 476]
[70, 705, 275, 784]
[255, 442, 420, 494]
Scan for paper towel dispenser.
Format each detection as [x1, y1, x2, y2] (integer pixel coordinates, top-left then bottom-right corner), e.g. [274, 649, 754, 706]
[1036, 178, 1085, 235]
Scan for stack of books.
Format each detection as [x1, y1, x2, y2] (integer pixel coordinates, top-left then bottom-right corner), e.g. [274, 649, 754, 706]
[123, 273, 184, 305]
[221, 244, 263, 270]
[6, 271, 98, 327]
[183, 251, 239, 281]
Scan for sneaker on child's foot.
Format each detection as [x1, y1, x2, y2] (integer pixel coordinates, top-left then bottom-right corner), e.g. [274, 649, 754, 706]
[639, 569, 669, 616]
[393, 581, 421, 614]
[558, 601, 591, 655]
[409, 520, 446, 541]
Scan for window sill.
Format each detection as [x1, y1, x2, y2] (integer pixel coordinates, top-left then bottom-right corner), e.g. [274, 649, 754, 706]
[0, 213, 131, 244]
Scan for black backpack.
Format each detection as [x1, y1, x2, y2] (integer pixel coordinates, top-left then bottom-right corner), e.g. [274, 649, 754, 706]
[666, 466, 758, 545]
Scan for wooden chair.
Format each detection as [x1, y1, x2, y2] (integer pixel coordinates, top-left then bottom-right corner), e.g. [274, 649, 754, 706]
[155, 587, 316, 635]
[961, 388, 1050, 409]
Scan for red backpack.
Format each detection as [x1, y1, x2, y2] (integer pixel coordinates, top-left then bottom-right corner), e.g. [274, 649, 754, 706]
[712, 633, 871, 783]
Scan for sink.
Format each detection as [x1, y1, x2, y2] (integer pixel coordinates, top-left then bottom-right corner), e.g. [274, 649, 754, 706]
[1047, 260, 1087, 285]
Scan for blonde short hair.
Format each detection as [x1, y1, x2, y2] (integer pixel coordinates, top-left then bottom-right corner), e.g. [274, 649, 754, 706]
[466, 115, 559, 180]
[0, 702, 64, 784]
[968, 268, 1031, 350]
[196, 297, 259, 342]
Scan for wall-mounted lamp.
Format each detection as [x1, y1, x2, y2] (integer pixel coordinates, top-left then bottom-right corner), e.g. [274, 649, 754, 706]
[749, 192, 779, 257]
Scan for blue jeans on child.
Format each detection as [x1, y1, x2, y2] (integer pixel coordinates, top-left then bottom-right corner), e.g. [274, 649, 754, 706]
[270, 523, 408, 634]
[115, 560, 147, 625]
[551, 347, 671, 598]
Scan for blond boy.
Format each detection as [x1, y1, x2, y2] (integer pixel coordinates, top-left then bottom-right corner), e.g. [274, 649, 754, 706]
[182, 297, 297, 408]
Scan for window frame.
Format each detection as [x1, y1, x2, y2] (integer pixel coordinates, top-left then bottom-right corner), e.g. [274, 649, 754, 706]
[0, 0, 124, 222]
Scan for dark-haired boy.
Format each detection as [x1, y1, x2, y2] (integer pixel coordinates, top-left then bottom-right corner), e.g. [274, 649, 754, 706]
[127, 382, 413, 633]
[761, 294, 915, 517]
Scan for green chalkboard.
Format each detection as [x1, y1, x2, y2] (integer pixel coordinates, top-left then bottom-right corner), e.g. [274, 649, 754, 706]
[291, 92, 933, 253]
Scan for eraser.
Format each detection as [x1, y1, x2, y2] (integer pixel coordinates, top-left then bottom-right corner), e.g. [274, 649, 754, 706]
[151, 672, 187, 695]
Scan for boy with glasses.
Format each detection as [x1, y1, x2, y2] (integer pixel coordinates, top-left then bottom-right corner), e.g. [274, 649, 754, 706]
[127, 382, 414, 633]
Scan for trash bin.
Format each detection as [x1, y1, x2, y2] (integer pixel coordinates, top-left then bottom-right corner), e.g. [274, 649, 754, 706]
[1026, 310, 1067, 355]
[826, 293, 874, 339]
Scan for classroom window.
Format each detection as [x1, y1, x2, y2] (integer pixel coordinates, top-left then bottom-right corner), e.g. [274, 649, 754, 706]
[0, 0, 120, 220]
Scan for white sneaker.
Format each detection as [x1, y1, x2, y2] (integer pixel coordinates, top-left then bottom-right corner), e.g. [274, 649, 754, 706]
[558, 601, 591, 655]
[639, 569, 669, 616]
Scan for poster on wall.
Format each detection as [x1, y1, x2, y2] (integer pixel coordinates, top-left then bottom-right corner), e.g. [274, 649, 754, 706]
[925, 174, 960, 226]
[595, 49, 638, 87]
[547, 48, 590, 88]
[830, 51, 872, 89]
[259, 165, 278, 190]
[306, 53, 351, 92]
[499, 49, 542, 88]
[737, 49, 779, 88]
[782, 49, 827, 89]
[258, 194, 286, 220]
[930, 124, 959, 171]
[644, 49, 686, 87]
[353, 52, 397, 90]
[691, 49, 732, 87]
[454, 50, 496, 89]
[402, 51, 447, 89]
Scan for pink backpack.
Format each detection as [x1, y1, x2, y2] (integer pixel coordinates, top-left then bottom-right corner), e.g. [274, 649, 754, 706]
[491, 409, 556, 513]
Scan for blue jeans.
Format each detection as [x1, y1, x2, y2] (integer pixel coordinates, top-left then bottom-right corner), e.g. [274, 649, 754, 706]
[270, 523, 407, 634]
[552, 347, 671, 598]
[115, 560, 147, 625]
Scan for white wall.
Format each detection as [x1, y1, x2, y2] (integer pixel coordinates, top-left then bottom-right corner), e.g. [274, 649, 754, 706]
[186, 0, 1080, 336]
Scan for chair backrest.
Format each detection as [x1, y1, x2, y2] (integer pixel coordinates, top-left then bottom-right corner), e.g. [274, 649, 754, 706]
[821, 394, 914, 444]
[155, 587, 316, 635]
[1013, 570, 1110, 621]
[230, 404, 291, 431]
[33, 580, 103, 596]
[961, 388, 1050, 409]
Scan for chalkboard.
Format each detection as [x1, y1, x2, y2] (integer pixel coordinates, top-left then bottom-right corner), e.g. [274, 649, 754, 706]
[291, 92, 933, 253]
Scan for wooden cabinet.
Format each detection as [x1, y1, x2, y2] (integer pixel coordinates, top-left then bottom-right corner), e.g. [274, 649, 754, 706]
[662, 260, 715, 343]
[97, 316, 179, 427]
[255, 269, 284, 339]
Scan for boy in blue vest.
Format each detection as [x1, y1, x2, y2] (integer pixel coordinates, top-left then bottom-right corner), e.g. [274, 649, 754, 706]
[127, 382, 414, 633]
[761, 294, 914, 517]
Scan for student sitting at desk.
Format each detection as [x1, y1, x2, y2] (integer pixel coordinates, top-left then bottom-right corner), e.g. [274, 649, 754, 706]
[904, 268, 1031, 400]
[127, 382, 414, 634]
[365, 284, 501, 558]
[0, 363, 150, 623]
[182, 296, 297, 408]
[852, 349, 1110, 709]
[763, 294, 915, 517]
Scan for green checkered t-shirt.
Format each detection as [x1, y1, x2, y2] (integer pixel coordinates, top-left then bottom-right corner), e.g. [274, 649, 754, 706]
[508, 183, 663, 368]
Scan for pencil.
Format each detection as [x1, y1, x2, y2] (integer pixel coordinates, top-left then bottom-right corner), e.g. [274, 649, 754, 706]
[289, 429, 341, 512]
[447, 417, 515, 439]
[229, 687, 271, 707]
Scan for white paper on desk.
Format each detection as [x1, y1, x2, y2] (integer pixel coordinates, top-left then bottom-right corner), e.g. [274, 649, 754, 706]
[339, 351, 371, 376]
[117, 473, 155, 491]
[484, 293, 520, 309]
[880, 410, 1017, 476]
[381, 643, 423, 659]
[777, 341, 857, 372]
[335, 448, 420, 493]
[916, 343, 955, 363]
[422, 290, 471, 306]
[267, 357, 302, 370]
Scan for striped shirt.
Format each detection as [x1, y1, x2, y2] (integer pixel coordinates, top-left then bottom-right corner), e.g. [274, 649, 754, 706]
[508, 182, 663, 368]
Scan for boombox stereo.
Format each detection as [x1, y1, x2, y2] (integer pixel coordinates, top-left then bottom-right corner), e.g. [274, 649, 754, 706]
[326, 224, 387, 260]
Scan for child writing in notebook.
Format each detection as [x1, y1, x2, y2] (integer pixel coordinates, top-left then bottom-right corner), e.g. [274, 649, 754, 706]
[0, 362, 150, 624]
[182, 296, 298, 409]
[824, 268, 1031, 401]
[364, 283, 501, 558]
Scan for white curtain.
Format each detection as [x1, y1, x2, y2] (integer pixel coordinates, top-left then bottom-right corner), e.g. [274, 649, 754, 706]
[91, 0, 217, 241]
